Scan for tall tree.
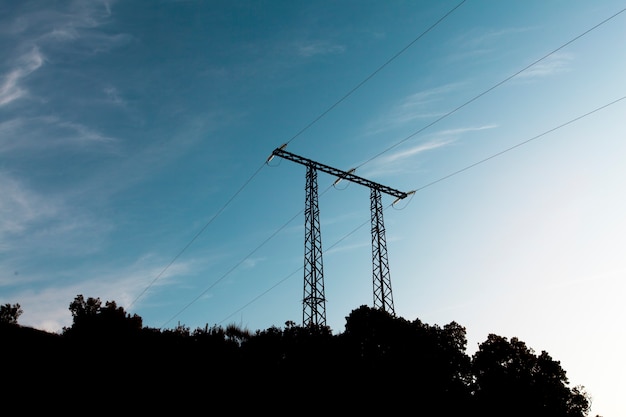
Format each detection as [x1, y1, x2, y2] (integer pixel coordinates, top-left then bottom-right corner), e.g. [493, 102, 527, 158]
[471, 334, 591, 417]
[339, 305, 473, 414]
[64, 294, 142, 338]
[0, 303, 22, 325]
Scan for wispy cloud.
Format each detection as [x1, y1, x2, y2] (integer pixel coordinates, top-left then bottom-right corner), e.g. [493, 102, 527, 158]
[0, 118, 25, 152]
[458, 27, 534, 50]
[366, 83, 464, 135]
[361, 124, 498, 179]
[0, 171, 114, 258]
[359, 139, 452, 180]
[435, 124, 499, 137]
[0, 116, 117, 155]
[1, 253, 198, 333]
[0, 47, 44, 106]
[447, 27, 534, 62]
[56, 119, 118, 145]
[103, 86, 126, 106]
[377, 139, 455, 165]
[0, 173, 58, 243]
[295, 40, 346, 57]
[242, 257, 266, 269]
[325, 240, 370, 256]
[516, 52, 573, 79]
[7, 0, 117, 39]
[1, 1, 130, 108]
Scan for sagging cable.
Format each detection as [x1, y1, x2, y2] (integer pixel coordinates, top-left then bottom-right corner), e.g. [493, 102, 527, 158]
[333, 168, 356, 187]
[266, 143, 288, 164]
[392, 190, 415, 206]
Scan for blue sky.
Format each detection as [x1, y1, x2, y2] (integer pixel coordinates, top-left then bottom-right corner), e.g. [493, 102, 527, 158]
[2, 0, 625, 413]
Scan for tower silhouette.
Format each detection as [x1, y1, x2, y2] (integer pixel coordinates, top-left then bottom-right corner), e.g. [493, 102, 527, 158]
[268, 145, 412, 326]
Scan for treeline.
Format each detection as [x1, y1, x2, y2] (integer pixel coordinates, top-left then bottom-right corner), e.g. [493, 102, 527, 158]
[2, 296, 594, 416]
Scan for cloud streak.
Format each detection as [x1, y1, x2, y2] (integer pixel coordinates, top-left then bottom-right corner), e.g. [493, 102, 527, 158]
[361, 124, 498, 179]
[0, 170, 114, 261]
[371, 138, 452, 170]
[295, 40, 346, 57]
[0, 116, 117, 154]
[366, 83, 465, 135]
[0, 173, 58, 244]
[1, 1, 130, 109]
[446, 26, 534, 62]
[435, 124, 499, 137]
[457, 27, 534, 50]
[516, 52, 573, 79]
[5, 253, 198, 333]
[0, 48, 44, 106]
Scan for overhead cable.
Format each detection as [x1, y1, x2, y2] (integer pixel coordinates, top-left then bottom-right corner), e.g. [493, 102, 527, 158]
[356, 6, 626, 170]
[153, 5, 625, 326]
[282, 0, 467, 147]
[135, 1, 466, 315]
[223, 94, 626, 325]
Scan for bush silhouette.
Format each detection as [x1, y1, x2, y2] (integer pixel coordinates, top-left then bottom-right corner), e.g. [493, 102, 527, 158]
[1, 297, 591, 416]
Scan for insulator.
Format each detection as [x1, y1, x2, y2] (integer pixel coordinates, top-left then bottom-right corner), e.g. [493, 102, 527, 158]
[392, 190, 415, 206]
[266, 143, 288, 163]
[332, 168, 356, 186]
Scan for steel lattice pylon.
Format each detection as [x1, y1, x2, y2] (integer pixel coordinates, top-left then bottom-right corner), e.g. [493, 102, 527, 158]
[268, 145, 411, 325]
[302, 165, 327, 327]
[370, 187, 395, 315]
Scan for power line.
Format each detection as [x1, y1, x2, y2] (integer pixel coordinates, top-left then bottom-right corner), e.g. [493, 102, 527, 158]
[148, 4, 625, 327]
[129, 162, 266, 310]
[218, 201, 381, 326]
[158, 202, 302, 329]
[283, 0, 467, 147]
[159, 183, 338, 328]
[222, 94, 626, 326]
[355, 5, 626, 170]
[413, 95, 626, 192]
[133, 1, 466, 315]
[212, 7, 626, 323]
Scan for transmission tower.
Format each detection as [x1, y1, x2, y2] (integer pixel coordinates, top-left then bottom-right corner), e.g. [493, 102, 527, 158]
[371, 187, 394, 315]
[268, 144, 412, 325]
[303, 164, 326, 327]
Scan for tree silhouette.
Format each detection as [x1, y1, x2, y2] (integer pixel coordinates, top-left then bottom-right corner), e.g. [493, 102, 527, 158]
[471, 333, 591, 416]
[0, 303, 22, 325]
[1, 297, 595, 416]
[339, 305, 473, 414]
[64, 294, 142, 339]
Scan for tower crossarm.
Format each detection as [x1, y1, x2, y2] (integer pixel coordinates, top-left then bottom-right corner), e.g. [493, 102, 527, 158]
[267, 144, 411, 322]
[270, 146, 409, 200]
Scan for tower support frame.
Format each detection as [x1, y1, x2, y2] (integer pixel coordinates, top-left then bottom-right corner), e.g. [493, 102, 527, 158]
[371, 187, 395, 315]
[268, 145, 410, 326]
[303, 165, 326, 327]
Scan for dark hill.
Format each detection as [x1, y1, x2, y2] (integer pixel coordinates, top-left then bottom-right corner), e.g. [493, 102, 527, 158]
[0, 305, 592, 416]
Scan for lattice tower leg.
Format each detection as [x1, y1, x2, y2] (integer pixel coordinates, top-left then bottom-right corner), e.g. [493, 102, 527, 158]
[371, 187, 395, 315]
[303, 165, 327, 327]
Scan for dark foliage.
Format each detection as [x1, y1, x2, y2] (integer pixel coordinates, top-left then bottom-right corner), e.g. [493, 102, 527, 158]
[471, 334, 591, 417]
[1, 296, 591, 415]
[0, 302, 23, 324]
